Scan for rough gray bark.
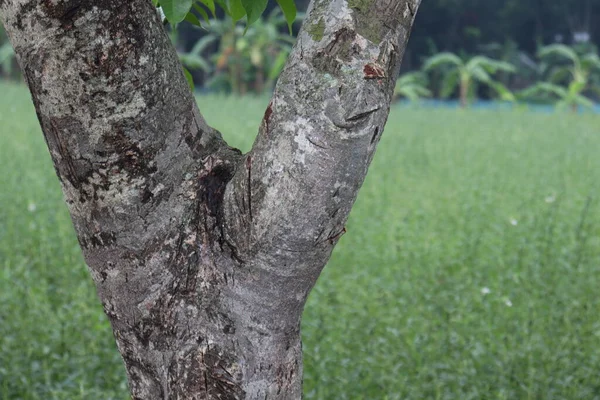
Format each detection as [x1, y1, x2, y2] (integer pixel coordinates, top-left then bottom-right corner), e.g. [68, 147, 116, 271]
[0, 0, 420, 398]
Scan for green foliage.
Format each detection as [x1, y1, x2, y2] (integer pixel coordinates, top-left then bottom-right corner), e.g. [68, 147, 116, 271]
[0, 43, 14, 77]
[160, 0, 193, 24]
[519, 82, 595, 111]
[157, 0, 296, 31]
[394, 72, 431, 102]
[274, 0, 297, 33]
[182, 66, 195, 90]
[228, 0, 247, 22]
[407, 0, 600, 71]
[423, 52, 463, 70]
[424, 52, 516, 106]
[178, 35, 217, 74]
[2, 82, 600, 399]
[0, 23, 16, 79]
[241, 0, 268, 26]
[478, 39, 539, 84]
[202, 9, 296, 94]
[170, 28, 216, 91]
[519, 44, 600, 111]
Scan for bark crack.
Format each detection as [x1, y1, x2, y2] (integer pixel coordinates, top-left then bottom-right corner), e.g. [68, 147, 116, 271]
[246, 156, 253, 222]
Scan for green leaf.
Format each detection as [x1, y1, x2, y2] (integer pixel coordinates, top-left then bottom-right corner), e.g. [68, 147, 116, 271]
[567, 80, 585, 97]
[470, 66, 492, 83]
[192, 4, 210, 24]
[242, 0, 268, 26]
[440, 69, 460, 98]
[520, 82, 567, 100]
[190, 35, 217, 54]
[573, 94, 594, 108]
[268, 50, 289, 81]
[467, 56, 515, 74]
[275, 0, 297, 33]
[547, 66, 572, 83]
[162, 0, 193, 24]
[179, 53, 212, 72]
[184, 11, 204, 28]
[423, 52, 463, 71]
[228, 0, 246, 21]
[183, 66, 195, 91]
[198, 0, 216, 17]
[394, 73, 431, 102]
[214, 0, 229, 14]
[581, 53, 600, 72]
[538, 44, 579, 66]
[488, 81, 515, 102]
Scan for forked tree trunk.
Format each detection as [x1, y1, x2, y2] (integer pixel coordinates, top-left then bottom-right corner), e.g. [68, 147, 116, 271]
[0, 0, 420, 398]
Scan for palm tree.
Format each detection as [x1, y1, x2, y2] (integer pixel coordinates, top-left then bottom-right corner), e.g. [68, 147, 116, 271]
[522, 44, 600, 111]
[424, 52, 516, 108]
[393, 72, 431, 102]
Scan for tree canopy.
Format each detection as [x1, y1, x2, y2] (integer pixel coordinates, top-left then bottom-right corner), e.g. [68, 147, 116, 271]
[155, 0, 296, 30]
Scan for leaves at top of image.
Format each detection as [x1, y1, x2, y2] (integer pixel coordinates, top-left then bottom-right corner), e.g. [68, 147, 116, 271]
[157, 0, 297, 31]
[158, 0, 193, 24]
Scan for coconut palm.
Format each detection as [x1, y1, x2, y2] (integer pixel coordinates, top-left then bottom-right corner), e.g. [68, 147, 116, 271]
[424, 52, 516, 107]
[525, 44, 600, 111]
[393, 72, 431, 102]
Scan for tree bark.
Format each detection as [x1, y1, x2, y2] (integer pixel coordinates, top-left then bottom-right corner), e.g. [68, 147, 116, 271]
[0, 0, 420, 398]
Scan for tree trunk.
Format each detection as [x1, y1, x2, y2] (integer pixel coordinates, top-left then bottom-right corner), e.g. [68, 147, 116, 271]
[0, 0, 420, 398]
[571, 102, 579, 113]
[255, 68, 264, 94]
[460, 78, 469, 108]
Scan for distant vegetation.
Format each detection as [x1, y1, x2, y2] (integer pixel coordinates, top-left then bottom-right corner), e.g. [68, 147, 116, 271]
[419, 53, 515, 107]
[2, 10, 600, 110]
[0, 24, 15, 80]
[396, 43, 600, 110]
[175, 14, 600, 110]
[518, 44, 600, 111]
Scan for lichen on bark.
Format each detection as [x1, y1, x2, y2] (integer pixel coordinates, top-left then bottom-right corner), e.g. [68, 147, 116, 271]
[306, 17, 325, 41]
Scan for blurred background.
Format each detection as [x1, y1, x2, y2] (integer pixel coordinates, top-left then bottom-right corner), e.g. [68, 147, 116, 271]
[3, 0, 600, 107]
[1, 1, 600, 399]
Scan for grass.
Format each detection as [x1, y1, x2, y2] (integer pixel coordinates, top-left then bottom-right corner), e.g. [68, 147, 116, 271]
[1, 80, 599, 399]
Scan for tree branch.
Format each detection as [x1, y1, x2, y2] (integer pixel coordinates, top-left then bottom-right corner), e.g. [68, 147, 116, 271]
[224, 0, 421, 289]
[0, 0, 238, 268]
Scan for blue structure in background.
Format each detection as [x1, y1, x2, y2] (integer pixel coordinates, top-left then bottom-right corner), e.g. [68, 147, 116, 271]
[397, 99, 600, 114]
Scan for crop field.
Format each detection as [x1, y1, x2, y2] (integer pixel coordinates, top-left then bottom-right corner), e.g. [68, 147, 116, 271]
[1, 81, 599, 399]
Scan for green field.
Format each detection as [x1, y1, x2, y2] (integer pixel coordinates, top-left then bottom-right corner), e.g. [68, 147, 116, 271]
[1, 80, 599, 399]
